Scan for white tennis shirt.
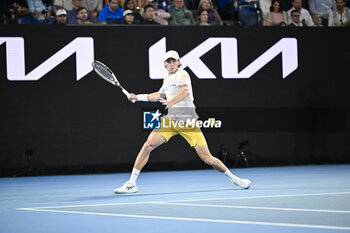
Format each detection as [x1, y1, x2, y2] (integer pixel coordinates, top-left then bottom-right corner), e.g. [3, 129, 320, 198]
[159, 68, 198, 121]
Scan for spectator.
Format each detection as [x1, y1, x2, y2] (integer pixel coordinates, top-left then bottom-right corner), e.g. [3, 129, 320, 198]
[196, 0, 222, 25]
[123, 9, 135, 24]
[124, 0, 135, 11]
[103, 0, 124, 10]
[81, 0, 102, 20]
[218, 0, 242, 20]
[157, 0, 171, 11]
[55, 8, 67, 24]
[168, 0, 196, 25]
[149, 0, 171, 25]
[26, 0, 53, 20]
[124, 0, 143, 23]
[54, 0, 73, 11]
[8, 0, 30, 24]
[134, 0, 149, 11]
[118, 0, 125, 10]
[98, 0, 124, 23]
[67, 0, 92, 24]
[328, 0, 350, 26]
[259, 0, 272, 19]
[197, 9, 210, 25]
[280, 0, 308, 11]
[287, 0, 314, 26]
[142, 4, 160, 24]
[308, 0, 335, 25]
[263, 0, 289, 26]
[312, 13, 323, 26]
[76, 6, 92, 23]
[288, 9, 303, 26]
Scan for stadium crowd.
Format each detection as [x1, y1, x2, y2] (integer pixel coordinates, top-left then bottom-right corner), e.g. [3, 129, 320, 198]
[1, 0, 350, 26]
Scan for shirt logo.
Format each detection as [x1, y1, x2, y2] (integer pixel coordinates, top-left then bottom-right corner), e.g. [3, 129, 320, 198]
[143, 110, 162, 129]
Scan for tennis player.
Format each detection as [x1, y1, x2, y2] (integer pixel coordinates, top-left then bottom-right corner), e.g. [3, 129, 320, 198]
[114, 50, 251, 193]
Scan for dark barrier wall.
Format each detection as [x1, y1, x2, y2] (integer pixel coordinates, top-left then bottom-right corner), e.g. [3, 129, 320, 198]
[0, 25, 349, 175]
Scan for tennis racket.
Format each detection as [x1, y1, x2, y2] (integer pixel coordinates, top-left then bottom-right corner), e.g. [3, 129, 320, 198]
[92, 60, 135, 102]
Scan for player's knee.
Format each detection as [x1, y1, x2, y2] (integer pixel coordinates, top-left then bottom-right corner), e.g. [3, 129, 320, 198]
[143, 141, 156, 152]
[202, 155, 214, 165]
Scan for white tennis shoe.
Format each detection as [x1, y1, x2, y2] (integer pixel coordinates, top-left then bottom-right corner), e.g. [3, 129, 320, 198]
[234, 178, 251, 189]
[114, 181, 138, 194]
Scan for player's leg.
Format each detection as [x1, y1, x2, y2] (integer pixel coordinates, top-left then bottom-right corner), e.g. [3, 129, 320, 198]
[114, 131, 166, 194]
[179, 129, 228, 172]
[194, 143, 251, 189]
[134, 131, 166, 171]
[194, 144, 227, 172]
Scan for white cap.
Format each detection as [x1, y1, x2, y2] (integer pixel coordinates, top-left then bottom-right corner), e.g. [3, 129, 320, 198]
[123, 9, 133, 17]
[164, 50, 180, 61]
[56, 9, 67, 16]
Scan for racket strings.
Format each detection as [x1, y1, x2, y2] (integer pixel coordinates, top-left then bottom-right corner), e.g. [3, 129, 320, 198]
[95, 65, 114, 81]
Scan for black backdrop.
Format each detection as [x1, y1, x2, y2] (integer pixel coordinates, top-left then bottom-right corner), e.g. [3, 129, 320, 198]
[0, 25, 349, 176]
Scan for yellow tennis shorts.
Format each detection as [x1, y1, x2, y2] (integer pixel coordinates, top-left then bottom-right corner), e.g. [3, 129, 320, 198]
[155, 117, 207, 147]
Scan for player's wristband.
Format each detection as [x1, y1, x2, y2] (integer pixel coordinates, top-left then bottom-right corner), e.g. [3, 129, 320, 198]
[137, 94, 148, 102]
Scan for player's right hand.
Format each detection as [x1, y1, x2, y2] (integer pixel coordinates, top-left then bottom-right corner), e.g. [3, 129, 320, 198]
[128, 93, 137, 103]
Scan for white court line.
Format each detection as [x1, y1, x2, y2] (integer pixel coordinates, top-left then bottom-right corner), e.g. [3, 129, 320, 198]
[21, 201, 160, 209]
[18, 191, 350, 210]
[156, 202, 350, 214]
[17, 191, 350, 231]
[163, 191, 350, 203]
[17, 207, 350, 231]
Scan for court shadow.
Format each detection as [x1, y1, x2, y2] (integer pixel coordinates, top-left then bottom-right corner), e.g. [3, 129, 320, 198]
[73, 195, 118, 201]
[113, 188, 237, 199]
[73, 188, 241, 202]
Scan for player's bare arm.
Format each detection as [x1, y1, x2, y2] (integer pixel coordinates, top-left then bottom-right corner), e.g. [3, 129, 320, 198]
[160, 85, 189, 109]
[128, 92, 165, 103]
[148, 92, 166, 102]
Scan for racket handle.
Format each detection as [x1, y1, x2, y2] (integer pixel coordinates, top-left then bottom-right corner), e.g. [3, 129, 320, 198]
[122, 89, 136, 103]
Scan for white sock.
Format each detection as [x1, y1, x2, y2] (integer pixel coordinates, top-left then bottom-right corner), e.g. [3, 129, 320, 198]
[224, 169, 238, 182]
[128, 168, 140, 185]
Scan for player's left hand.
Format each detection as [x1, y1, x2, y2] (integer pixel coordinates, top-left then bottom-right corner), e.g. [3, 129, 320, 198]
[160, 98, 171, 109]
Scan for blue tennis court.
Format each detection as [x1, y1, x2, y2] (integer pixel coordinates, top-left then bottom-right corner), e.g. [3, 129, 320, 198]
[1, 164, 350, 233]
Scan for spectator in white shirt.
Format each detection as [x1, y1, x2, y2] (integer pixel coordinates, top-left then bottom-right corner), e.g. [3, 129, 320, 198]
[328, 0, 350, 26]
[259, 0, 272, 19]
[287, 0, 314, 26]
